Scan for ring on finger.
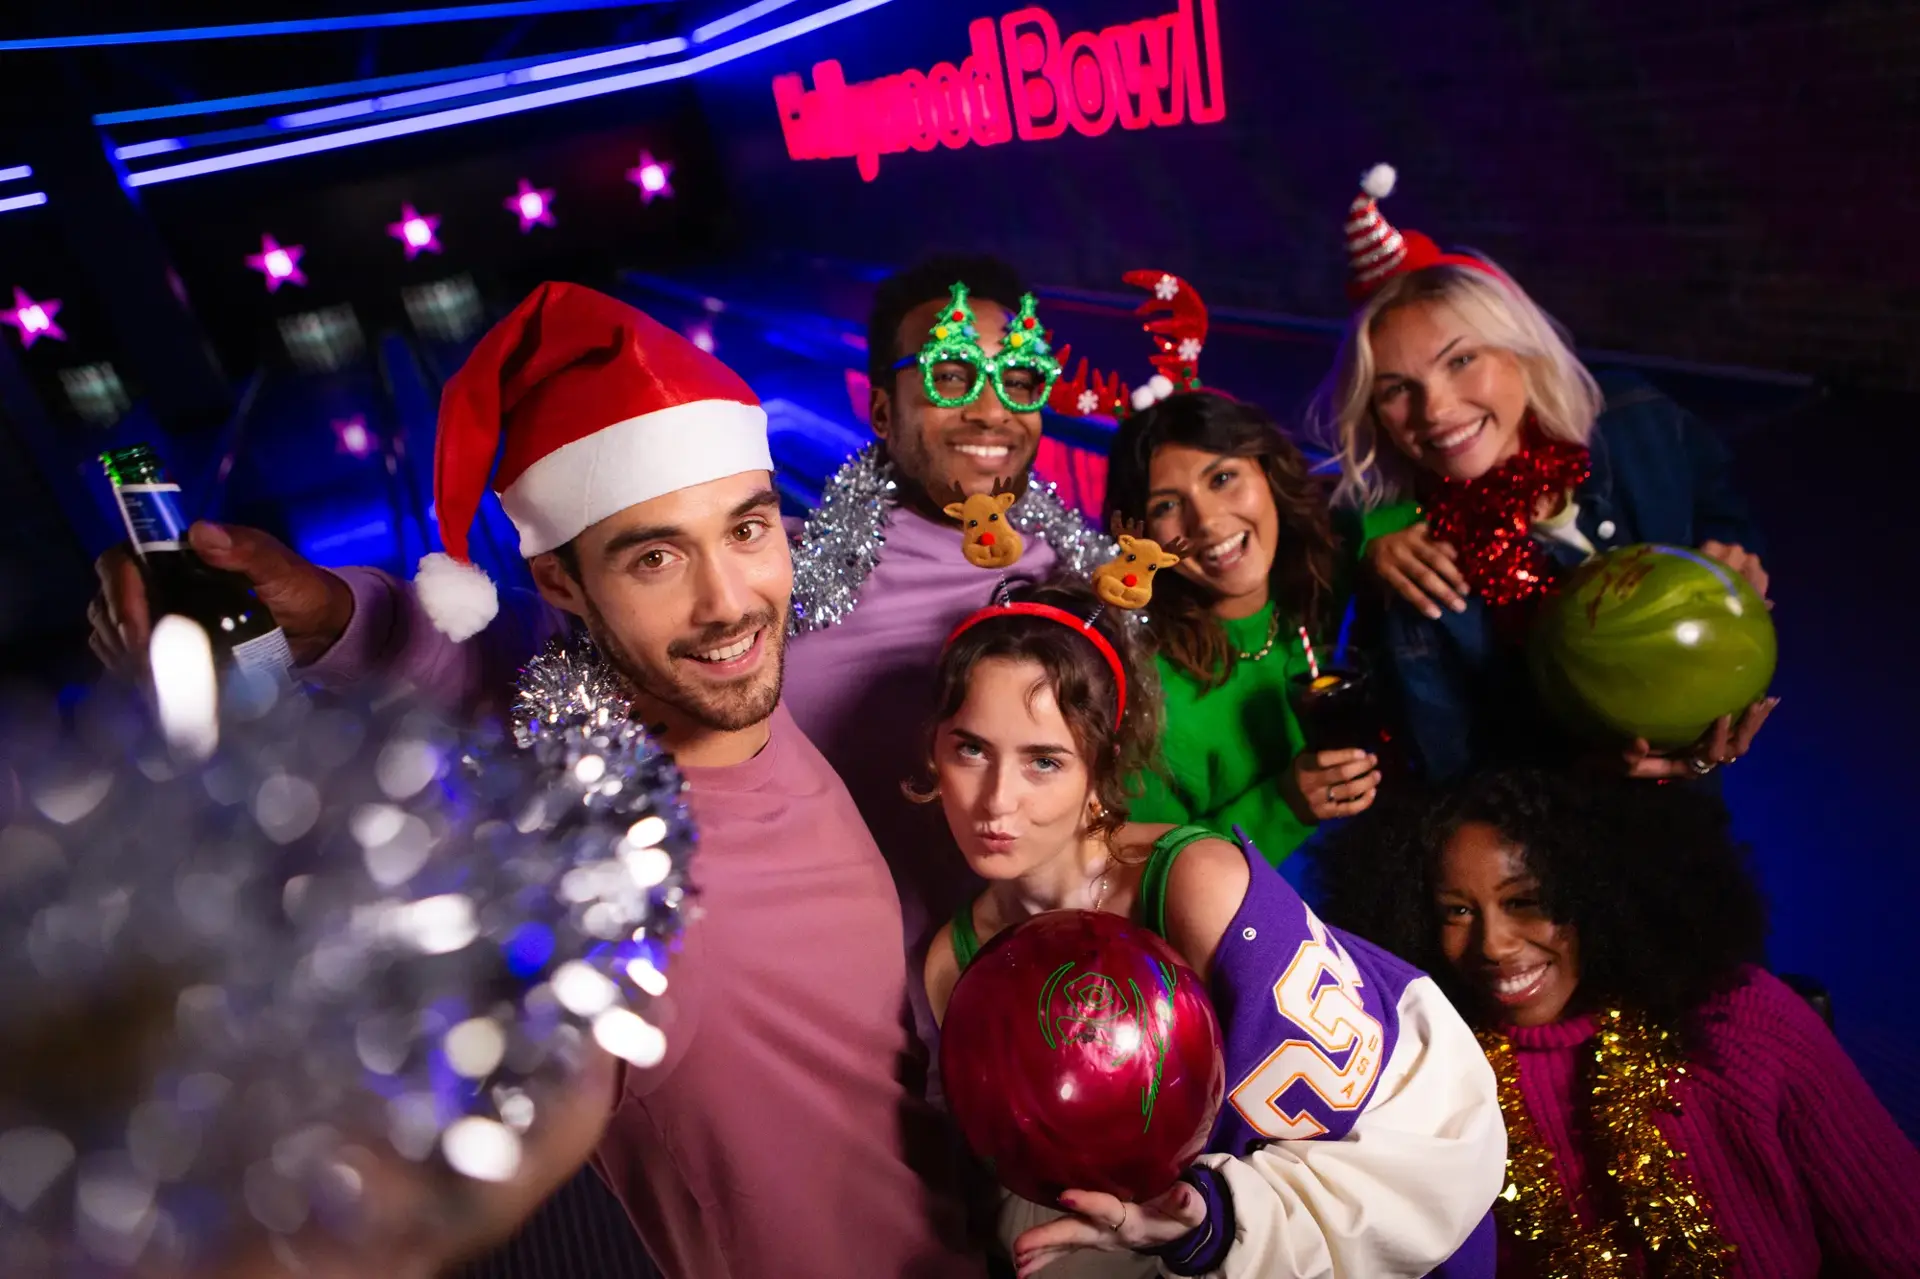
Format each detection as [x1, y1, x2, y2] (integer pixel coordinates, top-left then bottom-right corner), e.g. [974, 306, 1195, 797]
[1686, 756, 1718, 777]
[1326, 783, 1339, 805]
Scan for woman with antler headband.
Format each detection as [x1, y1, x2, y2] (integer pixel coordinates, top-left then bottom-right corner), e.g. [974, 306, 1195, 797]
[1054, 273, 1410, 865]
[1309, 166, 1776, 784]
[907, 532, 1504, 1279]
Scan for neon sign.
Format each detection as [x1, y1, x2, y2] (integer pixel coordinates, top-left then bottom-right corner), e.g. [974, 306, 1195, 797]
[773, 0, 1224, 182]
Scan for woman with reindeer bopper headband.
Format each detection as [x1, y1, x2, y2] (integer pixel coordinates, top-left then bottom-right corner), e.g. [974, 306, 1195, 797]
[908, 514, 1505, 1279]
[1054, 270, 1389, 868]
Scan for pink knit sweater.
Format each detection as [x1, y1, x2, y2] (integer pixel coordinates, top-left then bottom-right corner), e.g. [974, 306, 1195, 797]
[1501, 967, 1920, 1277]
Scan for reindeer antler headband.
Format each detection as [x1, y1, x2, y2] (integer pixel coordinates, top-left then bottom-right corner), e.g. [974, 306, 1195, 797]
[1046, 270, 1210, 421]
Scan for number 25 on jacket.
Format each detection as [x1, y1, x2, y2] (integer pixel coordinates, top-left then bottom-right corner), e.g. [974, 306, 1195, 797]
[1229, 915, 1386, 1139]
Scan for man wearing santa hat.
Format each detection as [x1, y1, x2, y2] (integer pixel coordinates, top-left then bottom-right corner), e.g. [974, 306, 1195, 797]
[286, 281, 981, 1278]
[87, 258, 1109, 957]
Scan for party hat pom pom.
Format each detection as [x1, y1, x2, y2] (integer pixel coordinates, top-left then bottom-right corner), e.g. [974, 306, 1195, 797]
[1130, 384, 1158, 412]
[416, 552, 500, 641]
[1147, 374, 1175, 400]
[1361, 163, 1397, 199]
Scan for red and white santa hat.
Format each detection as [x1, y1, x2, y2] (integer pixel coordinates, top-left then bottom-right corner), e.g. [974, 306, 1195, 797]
[416, 281, 770, 639]
[1344, 164, 1500, 302]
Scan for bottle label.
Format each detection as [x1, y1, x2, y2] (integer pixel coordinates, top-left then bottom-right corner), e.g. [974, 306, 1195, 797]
[229, 627, 294, 683]
[115, 483, 189, 552]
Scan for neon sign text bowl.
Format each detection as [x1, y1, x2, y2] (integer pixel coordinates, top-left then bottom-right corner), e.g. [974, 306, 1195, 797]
[774, 0, 1224, 182]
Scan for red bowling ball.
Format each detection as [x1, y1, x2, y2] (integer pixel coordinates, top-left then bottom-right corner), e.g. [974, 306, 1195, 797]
[940, 910, 1225, 1206]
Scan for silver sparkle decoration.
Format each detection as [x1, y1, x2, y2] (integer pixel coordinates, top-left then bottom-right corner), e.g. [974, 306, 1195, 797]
[511, 635, 630, 748]
[788, 444, 898, 634]
[0, 670, 694, 1277]
[788, 445, 1116, 635]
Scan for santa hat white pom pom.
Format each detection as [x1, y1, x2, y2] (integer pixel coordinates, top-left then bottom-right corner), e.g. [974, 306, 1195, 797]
[415, 552, 500, 641]
[1130, 384, 1157, 412]
[1148, 374, 1175, 399]
[1361, 163, 1397, 199]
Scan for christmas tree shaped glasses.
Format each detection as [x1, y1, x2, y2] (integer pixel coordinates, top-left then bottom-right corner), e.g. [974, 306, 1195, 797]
[894, 283, 1063, 412]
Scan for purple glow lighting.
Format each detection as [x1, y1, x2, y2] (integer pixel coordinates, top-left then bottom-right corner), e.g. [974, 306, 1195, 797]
[626, 151, 673, 204]
[333, 414, 374, 458]
[245, 235, 307, 291]
[506, 179, 555, 231]
[1, 287, 64, 347]
[685, 321, 715, 354]
[388, 204, 442, 258]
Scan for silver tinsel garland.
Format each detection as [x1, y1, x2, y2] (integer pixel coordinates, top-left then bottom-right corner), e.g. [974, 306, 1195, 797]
[0, 668, 693, 1276]
[788, 445, 1116, 634]
[511, 635, 630, 748]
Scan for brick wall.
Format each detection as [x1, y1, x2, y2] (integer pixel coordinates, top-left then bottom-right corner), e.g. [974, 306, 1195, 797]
[696, 0, 1920, 388]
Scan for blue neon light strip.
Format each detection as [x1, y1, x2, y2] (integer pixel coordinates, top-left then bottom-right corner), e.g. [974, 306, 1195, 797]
[0, 0, 665, 51]
[523, 34, 689, 78]
[0, 165, 33, 183]
[95, 46, 633, 125]
[115, 139, 184, 159]
[125, 0, 895, 187]
[271, 37, 685, 128]
[692, 0, 807, 43]
[0, 191, 49, 213]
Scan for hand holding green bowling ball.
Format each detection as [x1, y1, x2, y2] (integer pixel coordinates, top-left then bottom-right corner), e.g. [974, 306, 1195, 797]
[1530, 544, 1777, 751]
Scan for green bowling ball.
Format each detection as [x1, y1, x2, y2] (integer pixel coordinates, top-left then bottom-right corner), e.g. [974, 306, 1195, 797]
[1529, 543, 1776, 750]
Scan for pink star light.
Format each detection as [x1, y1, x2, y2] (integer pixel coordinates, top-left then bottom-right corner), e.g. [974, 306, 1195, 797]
[388, 205, 442, 259]
[333, 414, 373, 459]
[246, 235, 306, 292]
[506, 179, 556, 232]
[626, 151, 673, 205]
[1, 288, 64, 348]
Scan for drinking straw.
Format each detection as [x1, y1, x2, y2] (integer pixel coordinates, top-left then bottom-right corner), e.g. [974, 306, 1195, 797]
[1299, 626, 1320, 681]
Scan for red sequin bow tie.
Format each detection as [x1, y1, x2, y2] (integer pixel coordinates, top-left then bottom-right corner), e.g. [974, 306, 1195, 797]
[1420, 434, 1593, 609]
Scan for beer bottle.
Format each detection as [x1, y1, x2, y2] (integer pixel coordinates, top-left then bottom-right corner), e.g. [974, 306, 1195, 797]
[100, 445, 294, 683]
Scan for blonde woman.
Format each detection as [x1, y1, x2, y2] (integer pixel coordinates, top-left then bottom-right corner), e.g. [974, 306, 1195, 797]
[1315, 166, 1775, 783]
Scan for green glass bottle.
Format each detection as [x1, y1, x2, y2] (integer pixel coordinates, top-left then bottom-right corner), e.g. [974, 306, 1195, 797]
[100, 445, 293, 683]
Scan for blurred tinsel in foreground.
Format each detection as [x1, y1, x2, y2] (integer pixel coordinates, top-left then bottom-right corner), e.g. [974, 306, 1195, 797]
[0, 621, 692, 1276]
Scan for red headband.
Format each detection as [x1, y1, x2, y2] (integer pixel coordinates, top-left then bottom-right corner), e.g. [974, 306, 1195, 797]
[943, 602, 1128, 730]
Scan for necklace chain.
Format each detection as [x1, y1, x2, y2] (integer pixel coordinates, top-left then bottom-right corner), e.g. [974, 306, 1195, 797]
[1236, 610, 1282, 662]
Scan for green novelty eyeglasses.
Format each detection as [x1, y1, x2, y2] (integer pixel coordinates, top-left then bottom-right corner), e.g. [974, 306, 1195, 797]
[891, 283, 1063, 413]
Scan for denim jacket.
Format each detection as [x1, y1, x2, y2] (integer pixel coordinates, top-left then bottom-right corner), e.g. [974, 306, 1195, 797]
[1384, 371, 1766, 783]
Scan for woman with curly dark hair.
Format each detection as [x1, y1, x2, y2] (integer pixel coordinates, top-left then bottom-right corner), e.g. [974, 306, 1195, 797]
[1314, 769, 1920, 1277]
[1104, 391, 1408, 865]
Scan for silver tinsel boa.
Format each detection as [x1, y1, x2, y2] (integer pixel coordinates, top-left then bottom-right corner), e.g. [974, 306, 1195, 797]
[788, 445, 1116, 634]
[0, 657, 693, 1275]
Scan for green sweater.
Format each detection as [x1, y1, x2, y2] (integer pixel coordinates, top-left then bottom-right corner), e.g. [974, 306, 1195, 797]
[1131, 604, 1321, 864]
[1128, 501, 1418, 866]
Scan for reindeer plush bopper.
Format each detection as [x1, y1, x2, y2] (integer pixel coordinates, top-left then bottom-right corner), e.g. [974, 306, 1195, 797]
[942, 477, 1027, 571]
[942, 505, 1189, 728]
[1094, 516, 1191, 610]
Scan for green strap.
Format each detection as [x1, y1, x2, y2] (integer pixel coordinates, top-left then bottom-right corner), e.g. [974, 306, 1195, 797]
[950, 899, 983, 971]
[1137, 825, 1218, 940]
